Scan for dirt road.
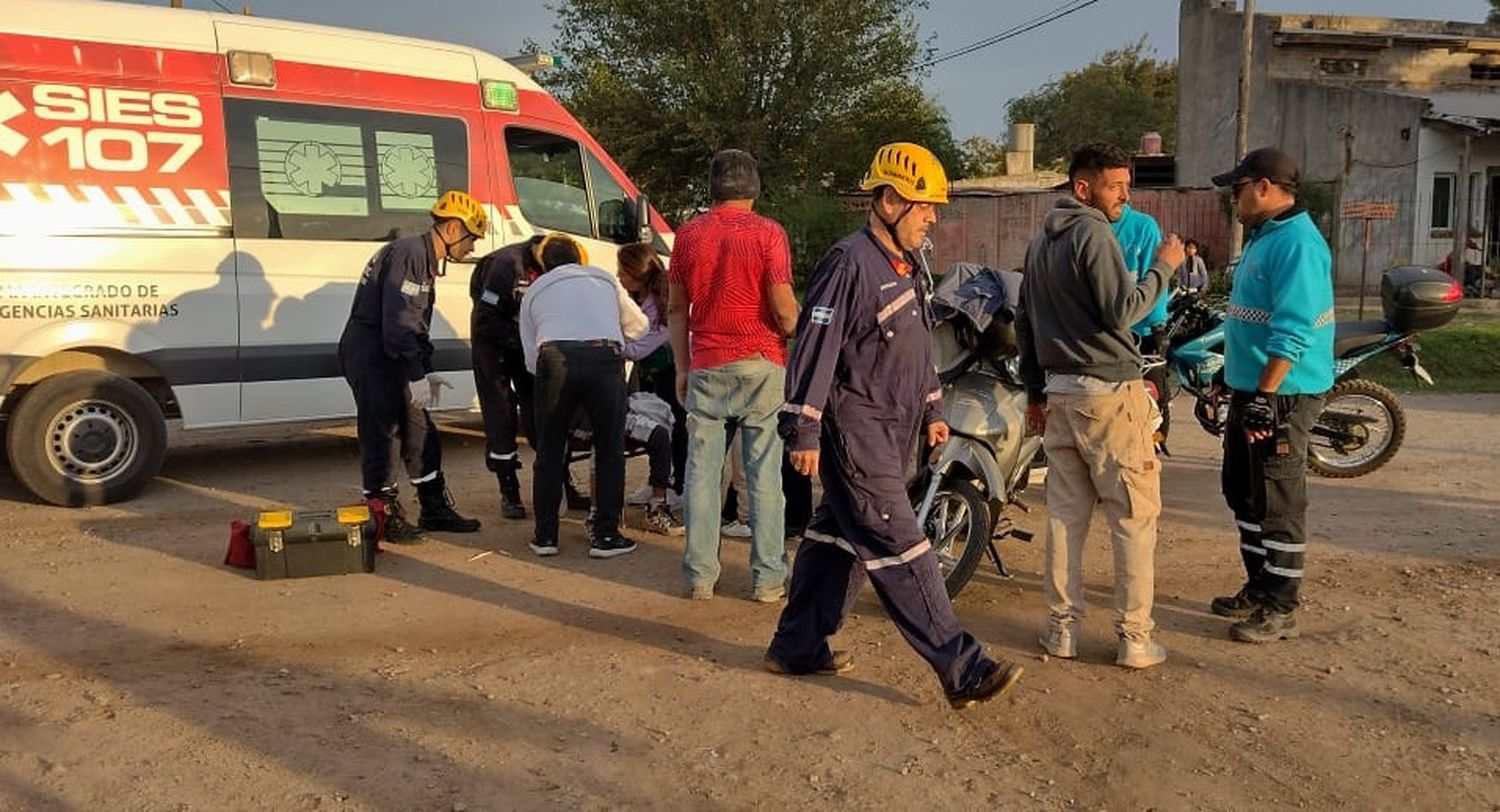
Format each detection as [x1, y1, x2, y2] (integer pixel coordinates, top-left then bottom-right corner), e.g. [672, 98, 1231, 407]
[1, 393, 1497, 811]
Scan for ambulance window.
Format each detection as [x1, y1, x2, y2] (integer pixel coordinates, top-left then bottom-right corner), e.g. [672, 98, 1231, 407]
[585, 151, 636, 245]
[504, 128, 592, 238]
[252, 119, 370, 218]
[225, 99, 467, 241]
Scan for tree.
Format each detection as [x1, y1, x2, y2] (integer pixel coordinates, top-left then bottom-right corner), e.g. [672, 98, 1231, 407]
[1004, 38, 1177, 167]
[957, 135, 1006, 178]
[1490, 0, 1500, 25]
[542, 0, 959, 218]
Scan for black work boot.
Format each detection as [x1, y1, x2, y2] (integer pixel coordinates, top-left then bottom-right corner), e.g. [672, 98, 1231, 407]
[497, 470, 526, 520]
[1230, 606, 1300, 643]
[416, 473, 482, 533]
[375, 489, 425, 545]
[1211, 584, 1262, 619]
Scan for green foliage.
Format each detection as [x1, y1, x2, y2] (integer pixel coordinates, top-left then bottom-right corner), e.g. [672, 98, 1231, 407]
[757, 193, 864, 286]
[543, 0, 958, 217]
[1490, 0, 1500, 25]
[957, 135, 1006, 179]
[1004, 38, 1177, 166]
[1358, 310, 1500, 392]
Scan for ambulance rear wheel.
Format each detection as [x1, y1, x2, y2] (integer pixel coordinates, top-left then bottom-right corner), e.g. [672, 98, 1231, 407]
[6, 371, 167, 507]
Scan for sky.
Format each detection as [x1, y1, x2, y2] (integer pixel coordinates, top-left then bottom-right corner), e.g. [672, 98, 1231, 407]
[121, 0, 1488, 140]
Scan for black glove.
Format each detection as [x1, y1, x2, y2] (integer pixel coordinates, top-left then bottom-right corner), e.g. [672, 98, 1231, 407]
[1242, 391, 1278, 435]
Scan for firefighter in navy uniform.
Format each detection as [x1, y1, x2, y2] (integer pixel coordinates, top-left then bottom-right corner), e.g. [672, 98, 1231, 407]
[338, 190, 485, 540]
[765, 143, 1024, 710]
[470, 235, 544, 519]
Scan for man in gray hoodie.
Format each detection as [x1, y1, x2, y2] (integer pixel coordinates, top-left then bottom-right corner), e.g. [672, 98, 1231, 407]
[1016, 143, 1185, 669]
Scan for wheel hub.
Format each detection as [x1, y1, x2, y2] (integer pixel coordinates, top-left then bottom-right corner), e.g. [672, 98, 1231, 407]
[49, 401, 137, 481]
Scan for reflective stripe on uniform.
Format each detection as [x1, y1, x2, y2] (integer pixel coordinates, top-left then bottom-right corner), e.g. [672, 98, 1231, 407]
[1236, 519, 1262, 533]
[924, 388, 943, 403]
[1241, 542, 1266, 555]
[780, 402, 823, 421]
[1263, 563, 1304, 578]
[876, 288, 917, 325]
[488, 451, 518, 461]
[410, 470, 440, 485]
[1262, 539, 1307, 553]
[804, 528, 856, 557]
[1226, 303, 1271, 325]
[863, 539, 932, 571]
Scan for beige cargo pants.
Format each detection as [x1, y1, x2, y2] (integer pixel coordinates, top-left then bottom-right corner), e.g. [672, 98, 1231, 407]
[1042, 380, 1162, 642]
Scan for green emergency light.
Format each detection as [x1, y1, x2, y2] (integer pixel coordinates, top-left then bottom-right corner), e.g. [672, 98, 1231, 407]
[482, 80, 519, 112]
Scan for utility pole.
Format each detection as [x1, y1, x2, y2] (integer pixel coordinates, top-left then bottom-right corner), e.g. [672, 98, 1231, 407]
[1230, 0, 1255, 258]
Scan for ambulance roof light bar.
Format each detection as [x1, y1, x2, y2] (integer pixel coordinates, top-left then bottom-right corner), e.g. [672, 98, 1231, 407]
[227, 51, 275, 87]
[505, 52, 560, 76]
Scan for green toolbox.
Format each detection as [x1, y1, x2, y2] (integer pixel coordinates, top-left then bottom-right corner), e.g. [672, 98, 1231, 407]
[252, 505, 376, 580]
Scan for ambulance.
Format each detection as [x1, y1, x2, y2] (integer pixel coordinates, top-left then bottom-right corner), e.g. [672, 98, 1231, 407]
[0, 0, 672, 506]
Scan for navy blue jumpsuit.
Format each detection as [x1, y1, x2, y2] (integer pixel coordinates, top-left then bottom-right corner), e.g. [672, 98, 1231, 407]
[470, 238, 540, 471]
[338, 233, 443, 496]
[767, 228, 993, 694]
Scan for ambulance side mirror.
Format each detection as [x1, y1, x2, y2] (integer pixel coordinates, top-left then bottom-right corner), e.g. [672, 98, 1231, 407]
[635, 193, 652, 244]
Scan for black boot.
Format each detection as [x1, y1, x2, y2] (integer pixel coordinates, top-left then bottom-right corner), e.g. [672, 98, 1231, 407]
[417, 473, 482, 533]
[375, 489, 425, 545]
[498, 470, 526, 520]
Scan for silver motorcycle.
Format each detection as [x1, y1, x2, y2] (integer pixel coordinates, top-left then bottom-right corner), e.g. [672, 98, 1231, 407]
[910, 263, 1043, 597]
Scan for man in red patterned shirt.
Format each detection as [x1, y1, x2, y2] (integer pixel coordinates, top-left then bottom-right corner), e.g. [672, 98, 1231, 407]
[668, 149, 800, 602]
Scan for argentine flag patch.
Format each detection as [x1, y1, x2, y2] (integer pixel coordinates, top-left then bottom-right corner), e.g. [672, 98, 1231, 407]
[810, 306, 834, 325]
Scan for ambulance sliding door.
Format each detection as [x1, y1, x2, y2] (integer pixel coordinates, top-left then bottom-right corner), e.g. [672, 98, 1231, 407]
[224, 98, 471, 422]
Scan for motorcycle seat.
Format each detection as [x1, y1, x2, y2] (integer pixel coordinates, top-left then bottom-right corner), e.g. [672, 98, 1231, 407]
[1334, 320, 1390, 357]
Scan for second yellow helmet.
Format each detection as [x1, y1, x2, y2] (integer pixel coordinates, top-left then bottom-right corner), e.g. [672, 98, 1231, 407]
[859, 142, 950, 205]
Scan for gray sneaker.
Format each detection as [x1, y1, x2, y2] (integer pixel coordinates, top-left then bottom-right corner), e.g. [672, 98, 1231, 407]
[1116, 637, 1167, 669]
[1038, 624, 1077, 659]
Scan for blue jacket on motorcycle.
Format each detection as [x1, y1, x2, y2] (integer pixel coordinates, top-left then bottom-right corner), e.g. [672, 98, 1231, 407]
[1224, 206, 1336, 395]
[1111, 204, 1167, 337]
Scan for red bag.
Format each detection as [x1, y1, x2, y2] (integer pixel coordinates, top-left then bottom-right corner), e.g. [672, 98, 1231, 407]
[365, 498, 387, 553]
[224, 519, 255, 569]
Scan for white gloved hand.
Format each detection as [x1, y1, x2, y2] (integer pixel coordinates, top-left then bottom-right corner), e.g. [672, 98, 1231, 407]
[426, 373, 453, 408]
[408, 378, 433, 410]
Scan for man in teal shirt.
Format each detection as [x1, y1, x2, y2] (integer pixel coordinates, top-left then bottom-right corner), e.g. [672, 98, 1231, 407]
[1112, 204, 1172, 445]
[1208, 147, 1335, 644]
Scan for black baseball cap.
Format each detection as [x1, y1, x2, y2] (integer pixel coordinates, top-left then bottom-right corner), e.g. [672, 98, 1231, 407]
[1211, 146, 1300, 189]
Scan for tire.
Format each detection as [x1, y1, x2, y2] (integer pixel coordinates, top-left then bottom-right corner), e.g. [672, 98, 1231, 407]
[914, 477, 991, 598]
[5, 371, 167, 506]
[1307, 377, 1405, 479]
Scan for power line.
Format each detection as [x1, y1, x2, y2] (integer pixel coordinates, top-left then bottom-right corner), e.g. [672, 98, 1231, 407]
[913, 0, 1110, 71]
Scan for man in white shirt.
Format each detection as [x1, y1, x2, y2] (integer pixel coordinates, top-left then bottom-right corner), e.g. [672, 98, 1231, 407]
[518, 233, 649, 558]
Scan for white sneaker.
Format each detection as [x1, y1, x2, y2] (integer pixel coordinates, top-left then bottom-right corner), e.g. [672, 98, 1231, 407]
[721, 520, 752, 538]
[626, 483, 654, 506]
[1116, 638, 1167, 669]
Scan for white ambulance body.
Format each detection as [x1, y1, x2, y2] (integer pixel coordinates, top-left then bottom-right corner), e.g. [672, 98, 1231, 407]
[0, 0, 669, 506]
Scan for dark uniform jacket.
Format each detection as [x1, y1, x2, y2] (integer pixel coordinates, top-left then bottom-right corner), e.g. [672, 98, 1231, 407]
[780, 228, 944, 469]
[343, 233, 437, 383]
[469, 238, 540, 351]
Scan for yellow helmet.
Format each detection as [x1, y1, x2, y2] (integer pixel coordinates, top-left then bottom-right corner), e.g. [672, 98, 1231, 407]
[860, 142, 949, 204]
[532, 232, 589, 269]
[430, 190, 489, 238]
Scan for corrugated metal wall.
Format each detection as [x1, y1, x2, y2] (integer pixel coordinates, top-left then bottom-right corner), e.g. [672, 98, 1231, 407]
[930, 188, 1232, 274]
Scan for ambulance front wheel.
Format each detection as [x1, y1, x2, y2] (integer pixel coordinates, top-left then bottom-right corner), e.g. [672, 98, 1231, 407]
[6, 371, 167, 507]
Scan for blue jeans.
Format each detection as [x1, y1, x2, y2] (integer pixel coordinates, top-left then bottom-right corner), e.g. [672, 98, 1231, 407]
[683, 356, 787, 590]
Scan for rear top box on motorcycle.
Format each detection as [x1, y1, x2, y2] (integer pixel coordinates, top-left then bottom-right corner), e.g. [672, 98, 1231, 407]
[252, 507, 376, 580]
[1382, 266, 1463, 332]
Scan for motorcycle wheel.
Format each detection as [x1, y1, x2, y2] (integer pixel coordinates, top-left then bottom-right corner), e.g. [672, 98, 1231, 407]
[917, 477, 992, 598]
[1308, 378, 1406, 478]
